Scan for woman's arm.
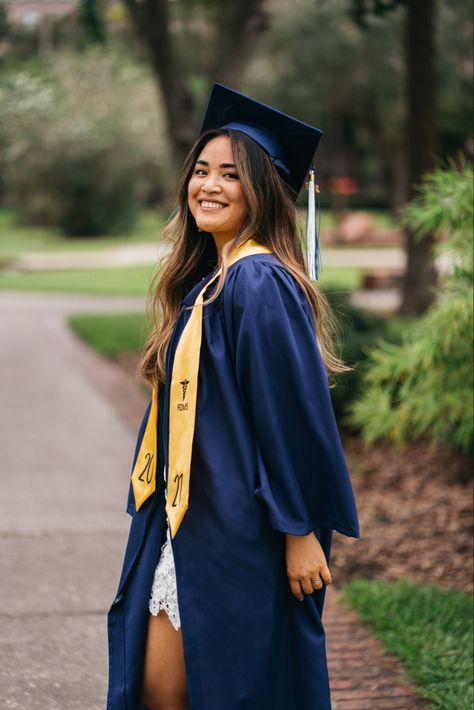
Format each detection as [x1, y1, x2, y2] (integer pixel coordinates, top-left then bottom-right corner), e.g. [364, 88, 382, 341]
[285, 532, 332, 601]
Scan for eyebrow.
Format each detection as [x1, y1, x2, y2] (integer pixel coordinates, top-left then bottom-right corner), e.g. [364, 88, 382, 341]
[196, 160, 237, 169]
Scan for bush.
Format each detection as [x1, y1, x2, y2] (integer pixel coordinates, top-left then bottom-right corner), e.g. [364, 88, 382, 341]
[346, 160, 473, 456]
[0, 50, 170, 236]
[325, 291, 405, 425]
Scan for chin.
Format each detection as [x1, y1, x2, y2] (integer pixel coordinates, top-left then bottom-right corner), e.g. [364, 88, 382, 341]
[197, 221, 226, 234]
[196, 220, 212, 231]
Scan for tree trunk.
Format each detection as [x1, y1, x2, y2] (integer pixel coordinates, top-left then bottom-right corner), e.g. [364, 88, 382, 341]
[122, 0, 266, 172]
[400, 0, 439, 315]
[122, 0, 196, 170]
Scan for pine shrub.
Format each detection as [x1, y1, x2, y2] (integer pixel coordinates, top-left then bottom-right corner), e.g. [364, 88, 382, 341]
[347, 160, 473, 456]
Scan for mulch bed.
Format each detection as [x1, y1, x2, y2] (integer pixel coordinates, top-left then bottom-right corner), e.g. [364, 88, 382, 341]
[112, 352, 473, 595]
[332, 435, 473, 594]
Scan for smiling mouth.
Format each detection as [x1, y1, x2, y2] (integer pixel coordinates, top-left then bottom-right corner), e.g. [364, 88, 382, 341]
[199, 200, 227, 209]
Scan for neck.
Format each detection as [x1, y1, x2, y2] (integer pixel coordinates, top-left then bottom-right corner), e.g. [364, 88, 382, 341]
[212, 232, 235, 265]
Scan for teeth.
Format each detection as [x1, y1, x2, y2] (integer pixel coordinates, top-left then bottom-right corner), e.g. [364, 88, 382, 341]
[201, 201, 225, 209]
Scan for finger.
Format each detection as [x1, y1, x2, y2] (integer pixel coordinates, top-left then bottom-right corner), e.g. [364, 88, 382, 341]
[289, 578, 304, 601]
[301, 576, 316, 595]
[310, 574, 324, 591]
[320, 564, 332, 585]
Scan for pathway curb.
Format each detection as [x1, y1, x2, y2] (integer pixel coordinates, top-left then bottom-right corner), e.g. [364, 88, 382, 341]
[325, 587, 429, 708]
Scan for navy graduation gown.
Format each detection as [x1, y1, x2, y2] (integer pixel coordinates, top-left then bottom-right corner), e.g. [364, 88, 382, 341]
[107, 252, 360, 710]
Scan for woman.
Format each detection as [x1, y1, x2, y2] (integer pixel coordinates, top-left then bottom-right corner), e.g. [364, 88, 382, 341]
[107, 83, 360, 710]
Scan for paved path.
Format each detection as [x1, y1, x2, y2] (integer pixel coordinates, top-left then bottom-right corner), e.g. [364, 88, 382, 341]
[9, 243, 409, 271]
[11, 244, 167, 271]
[0, 291, 429, 709]
[324, 589, 429, 709]
[0, 292, 147, 710]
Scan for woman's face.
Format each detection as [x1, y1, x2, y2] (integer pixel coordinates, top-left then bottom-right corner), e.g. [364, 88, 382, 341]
[188, 135, 247, 248]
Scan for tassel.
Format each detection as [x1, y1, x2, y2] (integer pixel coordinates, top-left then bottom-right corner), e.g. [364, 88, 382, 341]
[306, 167, 321, 281]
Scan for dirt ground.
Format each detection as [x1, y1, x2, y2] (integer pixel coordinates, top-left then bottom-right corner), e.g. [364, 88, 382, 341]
[113, 352, 473, 595]
[332, 435, 473, 594]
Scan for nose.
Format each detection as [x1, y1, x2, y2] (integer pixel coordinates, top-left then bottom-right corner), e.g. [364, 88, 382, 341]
[201, 173, 221, 194]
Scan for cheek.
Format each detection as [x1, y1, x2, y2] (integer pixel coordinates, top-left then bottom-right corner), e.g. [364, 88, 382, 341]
[230, 186, 246, 216]
[187, 179, 198, 214]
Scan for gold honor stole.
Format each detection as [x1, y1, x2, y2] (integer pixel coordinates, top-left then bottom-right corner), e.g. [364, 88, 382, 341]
[131, 238, 272, 537]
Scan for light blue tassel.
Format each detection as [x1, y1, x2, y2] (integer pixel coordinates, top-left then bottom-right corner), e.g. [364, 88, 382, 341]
[306, 167, 321, 281]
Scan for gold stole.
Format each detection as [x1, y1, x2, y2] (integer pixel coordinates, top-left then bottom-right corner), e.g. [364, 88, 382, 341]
[131, 238, 272, 538]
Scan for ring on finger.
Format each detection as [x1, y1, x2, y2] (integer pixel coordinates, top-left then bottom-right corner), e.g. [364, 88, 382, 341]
[312, 578, 322, 587]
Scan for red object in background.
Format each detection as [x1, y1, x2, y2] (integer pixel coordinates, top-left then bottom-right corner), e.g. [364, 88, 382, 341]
[327, 176, 359, 195]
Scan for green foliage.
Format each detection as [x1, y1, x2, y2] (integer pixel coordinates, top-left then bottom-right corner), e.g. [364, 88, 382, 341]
[0, 2, 10, 41]
[0, 50, 170, 236]
[342, 579, 474, 710]
[402, 157, 474, 283]
[244, 0, 473, 207]
[325, 291, 405, 424]
[347, 162, 474, 455]
[79, 0, 107, 45]
[350, 0, 406, 27]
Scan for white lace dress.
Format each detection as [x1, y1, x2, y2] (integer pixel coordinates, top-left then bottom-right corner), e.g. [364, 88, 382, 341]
[148, 470, 181, 630]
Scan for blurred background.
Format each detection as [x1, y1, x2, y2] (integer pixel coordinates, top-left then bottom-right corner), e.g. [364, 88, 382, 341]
[0, 1, 472, 709]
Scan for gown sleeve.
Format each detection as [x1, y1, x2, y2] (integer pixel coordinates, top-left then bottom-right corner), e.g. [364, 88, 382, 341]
[223, 258, 360, 538]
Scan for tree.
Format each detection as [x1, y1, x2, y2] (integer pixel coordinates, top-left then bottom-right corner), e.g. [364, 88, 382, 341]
[79, 0, 107, 44]
[352, 0, 440, 315]
[243, 0, 407, 212]
[0, 2, 10, 42]
[121, 0, 267, 167]
[401, 0, 439, 314]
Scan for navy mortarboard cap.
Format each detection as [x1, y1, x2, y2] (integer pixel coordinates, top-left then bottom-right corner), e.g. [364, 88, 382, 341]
[198, 83, 323, 280]
[199, 83, 323, 198]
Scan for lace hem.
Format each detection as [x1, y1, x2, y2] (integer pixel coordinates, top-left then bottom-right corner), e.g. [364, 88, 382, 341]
[149, 523, 181, 631]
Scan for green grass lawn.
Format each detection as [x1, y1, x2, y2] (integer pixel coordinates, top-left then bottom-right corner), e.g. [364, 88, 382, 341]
[0, 264, 361, 296]
[341, 579, 473, 710]
[319, 267, 362, 292]
[69, 312, 150, 356]
[0, 264, 155, 295]
[0, 208, 166, 259]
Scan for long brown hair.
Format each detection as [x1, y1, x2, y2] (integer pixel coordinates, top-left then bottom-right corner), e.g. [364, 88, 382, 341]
[141, 128, 350, 388]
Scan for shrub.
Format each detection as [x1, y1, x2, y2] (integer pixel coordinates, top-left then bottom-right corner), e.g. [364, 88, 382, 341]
[0, 50, 170, 236]
[346, 160, 473, 456]
[325, 290, 405, 425]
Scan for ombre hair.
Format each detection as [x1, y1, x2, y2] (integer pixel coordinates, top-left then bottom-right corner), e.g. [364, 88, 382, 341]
[140, 128, 350, 388]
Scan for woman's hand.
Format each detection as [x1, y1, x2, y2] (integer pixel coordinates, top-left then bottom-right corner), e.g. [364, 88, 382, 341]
[285, 532, 332, 601]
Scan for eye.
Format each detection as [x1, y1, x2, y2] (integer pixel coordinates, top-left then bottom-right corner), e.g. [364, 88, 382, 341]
[194, 168, 207, 176]
[224, 172, 239, 179]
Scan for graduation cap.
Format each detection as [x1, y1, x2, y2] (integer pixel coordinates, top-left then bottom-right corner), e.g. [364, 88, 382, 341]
[199, 83, 323, 279]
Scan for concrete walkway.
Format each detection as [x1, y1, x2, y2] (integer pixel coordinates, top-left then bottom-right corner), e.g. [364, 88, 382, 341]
[12, 243, 412, 272]
[0, 292, 147, 710]
[11, 244, 167, 271]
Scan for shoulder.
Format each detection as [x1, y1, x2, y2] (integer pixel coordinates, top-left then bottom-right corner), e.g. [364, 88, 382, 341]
[223, 253, 314, 328]
[225, 253, 300, 299]
[228, 252, 288, 280]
